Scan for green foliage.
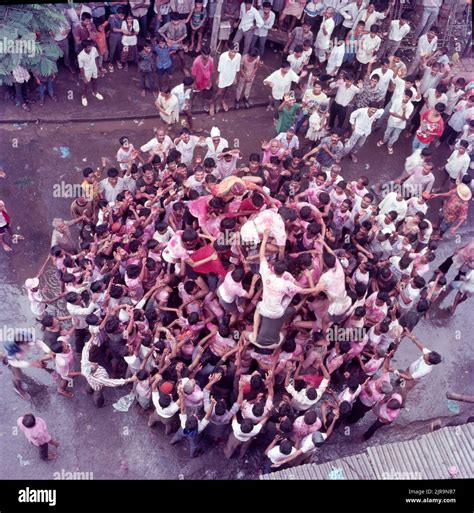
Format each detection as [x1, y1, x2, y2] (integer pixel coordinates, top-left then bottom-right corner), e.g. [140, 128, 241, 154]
[0, 4, 67, 85]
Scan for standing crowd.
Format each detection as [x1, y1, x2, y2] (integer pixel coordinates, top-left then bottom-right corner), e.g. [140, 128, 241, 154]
[2, 0, 474, 474]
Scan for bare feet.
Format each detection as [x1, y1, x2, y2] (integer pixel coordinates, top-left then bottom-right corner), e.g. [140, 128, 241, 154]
[47, 454, 57, 461]
[58, 389, 74, 398]
[2, 242, 12, 252]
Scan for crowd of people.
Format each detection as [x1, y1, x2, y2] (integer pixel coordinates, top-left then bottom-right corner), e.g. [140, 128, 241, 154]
[2, 0, 474, 475]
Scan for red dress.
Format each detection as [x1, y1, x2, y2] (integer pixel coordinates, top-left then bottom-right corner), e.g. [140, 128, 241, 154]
[191, 55, 214, 91]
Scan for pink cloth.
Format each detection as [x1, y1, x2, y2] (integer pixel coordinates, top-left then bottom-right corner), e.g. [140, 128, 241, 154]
[17, 416, 51, 446]
[192, 55, 214, 91]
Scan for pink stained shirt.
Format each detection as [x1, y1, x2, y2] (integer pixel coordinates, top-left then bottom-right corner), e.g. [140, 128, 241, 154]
[17, 416, 52, 447]
[293, 415, 322, 438]
[192, 55, 215, 91]
[55, 344, 75, 378]
[376, 393, 403, 423]
[262, 147, 286, 165]
[162, 230, 190, 264]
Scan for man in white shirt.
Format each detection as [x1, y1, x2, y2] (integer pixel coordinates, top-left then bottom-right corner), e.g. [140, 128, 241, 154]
[378, 89, 414, 154]
[148, 375, 181, 434]
[251, 1, 275, 58]
[170, 383, 214, 457]
[210, 44, 241, 116]
[397, 330, 441, 401]
[77, 39, 104, 107]
[381, 15, 411, 58]
[224, 386, 269, 458]
[355, 24, 382, 80]
[443, 141, 471, 186]
[99, 167, 134, 203]
[314, 7, 335, 63]
[407, 27, 438, 75]
[174, 127, 207, 166]
[328, 72, 362, 128]
[344, 105, 384, 162]
[264, 61, 299, 111]
[370, 60, 394, 98]
[339, 0, 367, 39]
[413, 0, 442, 39]
[379, 190, 407, 220]
[284, 361, 330, 411]
[140, 128, 175, 162]
[205, 126, 229, 160]
[233, 0, 264, 55]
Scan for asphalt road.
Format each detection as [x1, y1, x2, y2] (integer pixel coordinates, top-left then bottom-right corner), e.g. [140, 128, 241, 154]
[0, 104, 473, 480]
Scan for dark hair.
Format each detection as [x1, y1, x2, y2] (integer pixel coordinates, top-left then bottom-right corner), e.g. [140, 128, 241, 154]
[280, 439, 293, 455]
[240, 418, 254, 433]
[304, 410, 317, 424]
[250, 374, 263, 390]
[22, 414, 36, 428]
[428, 351, 442, 365]
[306, 387, 317, 400]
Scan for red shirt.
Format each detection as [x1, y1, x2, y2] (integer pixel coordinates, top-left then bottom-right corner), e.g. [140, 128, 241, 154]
[416, 110, 444, 144]
[190, 243, 227, 277]
[239, 198, 260, 212]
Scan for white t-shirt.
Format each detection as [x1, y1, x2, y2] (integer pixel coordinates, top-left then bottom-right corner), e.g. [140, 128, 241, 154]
[264, 69, 299, 100]
[445, 150, 470, 180]
[78, 47, 99, 73]
[388, 20, 410, 41]
[315, 17, 335, 50]
[357, 34, 381, 64]
[258, 259, 301, 318]
[267, 445, 297, 464]
[370, 68, 394, 95]
[217, 272, 246, 304]
[388, 98, 414, 129]
[301, 431, 327, 453]
[408, 348, 433, 380]
[218, 52, 242, 89]
[232, 418, 262, 442]
[175, 136, 200, 166]
[286, 378, 329, 411]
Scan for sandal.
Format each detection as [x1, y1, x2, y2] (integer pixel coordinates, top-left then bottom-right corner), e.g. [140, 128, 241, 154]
[387, 146, 393, 155]
[108, 63, 114, 72]
[117, 62, 124, 69]
[376, 140, 384, 147]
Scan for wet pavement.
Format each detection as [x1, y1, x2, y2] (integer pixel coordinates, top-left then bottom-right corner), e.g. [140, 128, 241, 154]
[0, 82, 473, 480]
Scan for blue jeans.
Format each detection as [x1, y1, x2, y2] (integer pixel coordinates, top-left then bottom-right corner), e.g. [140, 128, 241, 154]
[412, 137, 429, 152]
[294, 111, 308, 134]
[39, 80, 54, 101]
[251, 35, 267, 58]
[414, 6, 440, 38]
[153, 13, 171, 36]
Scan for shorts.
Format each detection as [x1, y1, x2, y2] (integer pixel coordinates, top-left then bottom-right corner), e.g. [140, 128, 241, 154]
[157, 66, 173, 76]
[83, 69, 98, 81]
[217, 291, 239, 314]
[0, 223, 9, 234]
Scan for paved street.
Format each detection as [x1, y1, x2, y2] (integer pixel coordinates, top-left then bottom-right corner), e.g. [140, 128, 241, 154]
[0, 88, 473, 479]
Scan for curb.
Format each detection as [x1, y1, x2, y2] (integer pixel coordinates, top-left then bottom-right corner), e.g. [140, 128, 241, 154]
[0, 101, 269, 126]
